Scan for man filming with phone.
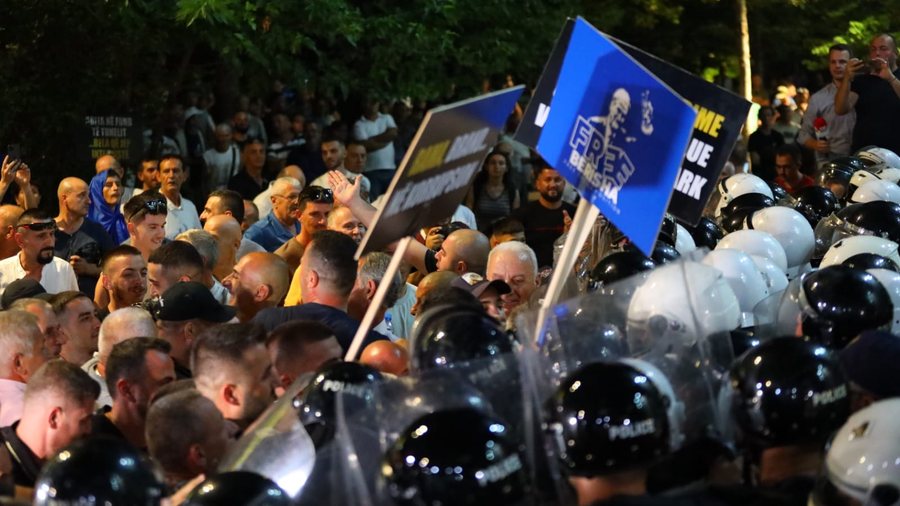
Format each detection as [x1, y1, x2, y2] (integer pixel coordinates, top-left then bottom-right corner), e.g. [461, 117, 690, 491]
[835, 33, 900, 154]
[1, 152, 38, 210]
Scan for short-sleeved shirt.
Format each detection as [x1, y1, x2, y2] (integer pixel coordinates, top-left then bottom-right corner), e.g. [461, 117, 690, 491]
[164, 195, 202, 240]
[850, 71, 900, 153]
[0, 255, 78, 298]
[244, 212, 300, 252]
[54, 218, 116, 296]
[352, 113, 397, 171]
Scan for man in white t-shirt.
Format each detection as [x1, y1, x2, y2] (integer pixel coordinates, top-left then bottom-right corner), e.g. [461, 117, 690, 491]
[203, 123, 241, 193]
[310, 137, 371, 200]
[158, 155, 202, 239]
[352, 97, 398, 199]
[0, 209, 78, 297]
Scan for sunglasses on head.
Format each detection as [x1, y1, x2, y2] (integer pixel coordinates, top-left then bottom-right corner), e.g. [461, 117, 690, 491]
[16, 221, 57, 232]
[127, 198, 167, 221]
[301, 186, 334, 203]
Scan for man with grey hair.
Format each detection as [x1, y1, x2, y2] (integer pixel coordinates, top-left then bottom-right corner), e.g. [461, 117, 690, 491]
[176, 229, 229, 304]
[486, 240, 539, 320]
[0, 311, 44, 427]
[347, 252, 405, 339]
[0, 360, 99, 490]
[9, 298, 67, 363]
[254, 166, 305, 219]
[146, 388, 231, 490]
[244, 177, 302, 251]
[82, 306, 157, 409]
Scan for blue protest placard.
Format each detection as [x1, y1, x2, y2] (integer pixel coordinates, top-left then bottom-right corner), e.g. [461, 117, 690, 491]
[357, 86, 524, 255]
[535, 18, 696, 256]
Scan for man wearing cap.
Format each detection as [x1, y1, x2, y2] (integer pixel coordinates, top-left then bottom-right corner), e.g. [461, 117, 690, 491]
[243, 178, 302, 252]
[1, 278, 49, 310]
[0, 209, 77, 295]
[451, 272, 511, 322]
[153, 281, 236, 379]
[840, 330, 900, 412]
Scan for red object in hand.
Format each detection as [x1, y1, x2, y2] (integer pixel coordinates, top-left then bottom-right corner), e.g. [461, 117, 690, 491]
[813, 116, 827, 131]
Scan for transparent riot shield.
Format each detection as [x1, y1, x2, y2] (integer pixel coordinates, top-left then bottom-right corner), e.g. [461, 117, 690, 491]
[217, 373, 317, 498]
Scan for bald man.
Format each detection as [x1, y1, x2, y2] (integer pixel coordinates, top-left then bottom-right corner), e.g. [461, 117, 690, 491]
[204, 214, 243, 282]
[55, 178, 116, 296]
[327, 205, 366, 244]
[0, 205, 24, 259]
[360, 340, 409, 376]
[222, 252, 290, 322]
[95, 154, 124, 179]
[409, 270, 458, 317]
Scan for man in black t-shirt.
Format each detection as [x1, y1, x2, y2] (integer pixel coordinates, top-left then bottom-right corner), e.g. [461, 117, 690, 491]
[835, 33, 900, 153]
[512, 164, 575, 268]
[55, 178, 116, 296]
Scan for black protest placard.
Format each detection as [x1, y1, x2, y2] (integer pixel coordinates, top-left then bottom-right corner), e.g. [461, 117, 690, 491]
[357, 86, 524, 255]
[613, 37, 751, 225]
[80, 115, 143, 166]
[515, 19, 575, 148]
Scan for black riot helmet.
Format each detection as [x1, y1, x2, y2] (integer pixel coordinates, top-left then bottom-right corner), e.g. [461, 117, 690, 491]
[840, 200, 900, 244]
[295, 360, 383, 447]
[184, 471, 291, 506]
[767, 180, 792, 205]
[800, 265, 893, 349]
[383, 407, 530, 506]
[410, 304, 514, 373]
[34, 437, 164, 505]
[842, 252, 900, 272]
[729, 328, 762, 357]
[720, 193, 775, 231]
[728, 337, 850, 448]
[546, 361, 671, 477]
[817, 157, 864, 200]
[681, 217, 724, 250]
[650, 242, 680, 264]
[588, 250, 656, 292]
[793, 185, 838, 229]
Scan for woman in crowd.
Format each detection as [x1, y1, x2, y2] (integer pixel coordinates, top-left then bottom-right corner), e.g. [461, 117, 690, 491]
[89, 169, 128, 244]
[466, 149, 520, 232]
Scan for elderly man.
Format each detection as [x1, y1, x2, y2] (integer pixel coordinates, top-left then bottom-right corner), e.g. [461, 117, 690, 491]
[158, 155, 201, 239]
[486, 240, 539, 322]
[0, 311, 45, 428]
[9, 298, 67, 364]
[327, 205, 366, 245]
[347, 252, 405, 339]
[244, 177, 302, 252]
[0, 209, 78, 295]
[222, 252, 289, 323]
[253, 166, 305, 219]
[176, 230, 230, 304]
[55, 178, 115, 296]
[82, 307, 157, 409]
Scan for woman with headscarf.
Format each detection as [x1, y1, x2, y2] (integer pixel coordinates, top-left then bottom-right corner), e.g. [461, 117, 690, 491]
[89, 169, 129, 244]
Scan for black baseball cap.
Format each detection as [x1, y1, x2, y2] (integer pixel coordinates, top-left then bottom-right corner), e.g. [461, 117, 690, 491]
[2, 278, 53, 309]
[155, 281, 236, 323]
[451, 272, 511, 298]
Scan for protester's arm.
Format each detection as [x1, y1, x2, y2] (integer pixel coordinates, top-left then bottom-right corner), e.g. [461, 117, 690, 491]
[328, 169, 430, 273]
[835, 59, 865, 115]
[874, 58, 900, 100]
[15, 163, 37, 209]
[0, 156, 19, 204]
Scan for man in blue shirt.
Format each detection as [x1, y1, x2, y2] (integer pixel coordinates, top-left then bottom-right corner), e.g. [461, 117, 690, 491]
[243, 178, 301, 251]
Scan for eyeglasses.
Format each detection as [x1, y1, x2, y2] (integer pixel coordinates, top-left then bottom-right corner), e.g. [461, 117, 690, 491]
[126, 198, 167, 222]
[301, 186, 334, 203]
[274, 193, 302, 202]
[16, 221, 57, 232]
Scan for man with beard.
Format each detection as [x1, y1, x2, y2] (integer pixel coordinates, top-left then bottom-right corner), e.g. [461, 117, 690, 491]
[512, 163, 575, 268]
[310, 137, 371, 199]
[274, 184, 334, 273]
[222, 252, 289, 323]
[55, 178, 116, 297]
[244, 177, 301, 252]
[91, 337, 175, 451]
[52, 291, 101, 366]
[191, 323, 276, 432]
[97, 246, 147, 315]
[0, 209, 78, 295]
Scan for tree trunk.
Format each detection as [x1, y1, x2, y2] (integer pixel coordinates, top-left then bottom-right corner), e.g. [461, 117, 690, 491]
[737, 0, 752, 137]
